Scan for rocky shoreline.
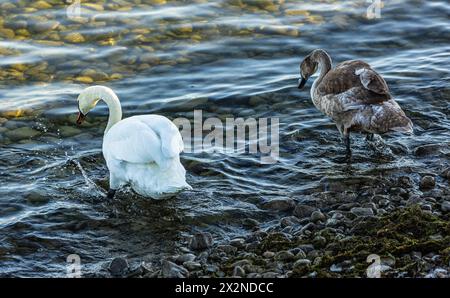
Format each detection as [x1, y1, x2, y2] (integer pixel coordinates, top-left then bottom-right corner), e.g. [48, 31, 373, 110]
[97, 168, 450, 278]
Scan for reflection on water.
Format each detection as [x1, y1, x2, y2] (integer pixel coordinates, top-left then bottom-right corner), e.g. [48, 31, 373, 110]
[0, 0, 449, 276]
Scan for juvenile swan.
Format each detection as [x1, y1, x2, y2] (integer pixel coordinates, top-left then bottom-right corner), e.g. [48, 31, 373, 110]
[76, 86, 191, 199]
[298, 49, 413, 159]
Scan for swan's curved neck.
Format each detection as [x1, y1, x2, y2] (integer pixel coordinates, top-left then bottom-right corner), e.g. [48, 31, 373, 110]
[86, 86, 122, 134]
[311, 50, 332, 96]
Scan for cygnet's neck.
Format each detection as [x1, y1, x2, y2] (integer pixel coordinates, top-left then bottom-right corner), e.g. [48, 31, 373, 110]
[311, 49, 332, 97]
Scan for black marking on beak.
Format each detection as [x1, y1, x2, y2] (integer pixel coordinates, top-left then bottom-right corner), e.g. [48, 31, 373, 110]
[298, 77, 308, 89]
[76, 106, 86, 125]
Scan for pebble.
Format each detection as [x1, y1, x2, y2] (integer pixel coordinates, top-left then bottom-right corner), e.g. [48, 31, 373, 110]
[189, 232, 214, 250]
[293, 259, 311, 270]
[0, 28, 15, 39]
[25, 190, 49, 205]
[295, 249, 307, 259]
[75, 76, 94, 84]
[310, 210, 326, 222]
[274, 250, 295, 261]
[312, 235, 327, 248]
[216, 245, 237, 254]
[161, 260, 188, 278]
[293, 204, 317, 218]
[175, 253, 196, 264]
[440, 201, 450, 212]
[261, 272, 279, 278]
[263, 251, 275, 258]
[280, 216, 299, 227]
[262, 198, 296, 212]
[5, 127, 40, 141]
[232, 266, 245, 277]
[108, 257, 129, 276]
[297, 244, 314, 253]
[350, 207, 374, 217]
[229, 238, 246, 248]
[242, 218, 260, 228]
[65, 32, 86, 43]
[440, 168, 450, 180]
[183, 261, 202, 271]
[420, 175, 436, 190]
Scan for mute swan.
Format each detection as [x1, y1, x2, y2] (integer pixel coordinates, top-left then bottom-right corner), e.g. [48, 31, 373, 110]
[298, 49, 413, 160]
[76, 85, 191, 199]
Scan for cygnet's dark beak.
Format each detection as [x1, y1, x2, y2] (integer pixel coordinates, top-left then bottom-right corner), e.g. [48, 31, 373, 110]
[298, 77, 308, 89]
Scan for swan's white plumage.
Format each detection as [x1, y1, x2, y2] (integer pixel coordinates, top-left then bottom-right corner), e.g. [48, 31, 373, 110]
[77, 86, 191, 199]
[103, 115, 191, 198]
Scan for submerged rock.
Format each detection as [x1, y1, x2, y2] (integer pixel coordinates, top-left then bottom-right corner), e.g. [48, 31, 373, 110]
[5, 127, 40, 141]
[189, 232, 214, 250]
[262, 198, 295, 212]
[420, 176, 436, 190]
[108, 257, 129, 277]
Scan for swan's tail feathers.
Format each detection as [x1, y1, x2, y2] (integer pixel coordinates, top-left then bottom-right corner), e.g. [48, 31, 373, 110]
[160, 128, 184, 159]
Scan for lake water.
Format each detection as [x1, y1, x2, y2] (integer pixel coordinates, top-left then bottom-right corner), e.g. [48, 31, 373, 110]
[0, 0, 449, 277]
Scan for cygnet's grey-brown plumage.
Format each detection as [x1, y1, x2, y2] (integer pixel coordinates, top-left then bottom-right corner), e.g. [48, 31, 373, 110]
[298, 49, 413, 159]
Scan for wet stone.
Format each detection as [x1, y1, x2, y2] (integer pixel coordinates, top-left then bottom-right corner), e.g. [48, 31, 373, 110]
[216, 245, 237, 254]
[263, 251, 275, 258]
[175, 253, 196, 264]
[229, 238, 246, 248]
[293, 259, 311, 270]
[420, 176, 436, 190]
[441, 201, 450, 213]
[310, 210, 326, 222]
[25, 190, 49, 205]
[262, 198, 295, 212]
[262, 272, 279, 278]
[183, 261, 201, 271]
[108, 257, 129, 277]
[312, 235, 327, 248]
[406, 195, 423, 206]
[350, 207, 374, 217]
[242, 218, 260, 228]
[5, 127, 40, 141]
[189, 232, 214, 250]
[232, 266, 245, 277]
[414, 144, 442, 157]
[293, 204, 317, 218]
[440, 168, 450, 180]
[274, 250, 295, 261]
[162, 260, 188, 278]
[280, 216, 299, 227]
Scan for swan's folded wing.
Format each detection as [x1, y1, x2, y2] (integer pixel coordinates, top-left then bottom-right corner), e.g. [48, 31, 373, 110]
[158, 123, 184, 159]
[357, 68, 390, 96]
[104, 120, 166, 166]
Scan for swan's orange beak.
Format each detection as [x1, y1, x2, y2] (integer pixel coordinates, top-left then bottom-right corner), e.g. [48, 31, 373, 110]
[76, 112, 86, 125]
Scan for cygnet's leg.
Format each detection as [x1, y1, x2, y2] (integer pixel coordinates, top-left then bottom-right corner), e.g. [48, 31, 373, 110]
[366, 133, 374, 142]
[343, 128, 352, 161]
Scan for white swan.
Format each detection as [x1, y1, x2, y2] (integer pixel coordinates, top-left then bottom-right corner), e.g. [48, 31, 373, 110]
[76, 85, 191, 199]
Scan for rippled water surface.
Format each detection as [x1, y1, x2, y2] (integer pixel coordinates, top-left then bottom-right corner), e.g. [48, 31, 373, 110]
[0, 0, 449, 277]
